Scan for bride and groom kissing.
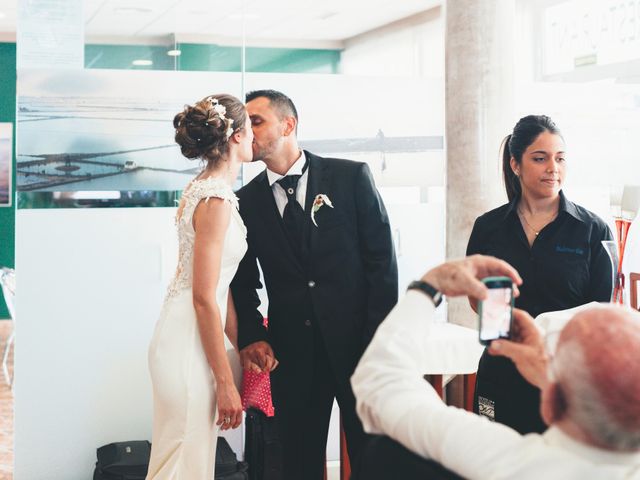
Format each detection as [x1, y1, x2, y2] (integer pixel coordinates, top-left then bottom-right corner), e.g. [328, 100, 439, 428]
[146, 89, 398, 479]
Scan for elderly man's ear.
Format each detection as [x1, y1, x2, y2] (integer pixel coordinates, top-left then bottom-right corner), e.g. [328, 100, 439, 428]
[541, 382, 567, 426]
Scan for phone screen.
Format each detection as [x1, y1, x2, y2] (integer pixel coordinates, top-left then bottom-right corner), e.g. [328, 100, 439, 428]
[479, 286, 513, 343]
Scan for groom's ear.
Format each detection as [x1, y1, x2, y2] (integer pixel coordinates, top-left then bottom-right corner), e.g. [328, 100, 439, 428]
[282, 115, 297, 137]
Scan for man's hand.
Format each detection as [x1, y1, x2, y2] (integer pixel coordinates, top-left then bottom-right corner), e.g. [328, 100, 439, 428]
[488, 309, 549, 389]
[240, 341, 279, 373]
[421, 255, 522, 301]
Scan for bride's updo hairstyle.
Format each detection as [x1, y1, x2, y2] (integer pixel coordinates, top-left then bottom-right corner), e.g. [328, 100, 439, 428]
[173, 94, 247, 168]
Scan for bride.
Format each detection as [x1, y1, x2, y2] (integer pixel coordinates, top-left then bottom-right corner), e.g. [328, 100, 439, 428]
[146, 94, 252, 479]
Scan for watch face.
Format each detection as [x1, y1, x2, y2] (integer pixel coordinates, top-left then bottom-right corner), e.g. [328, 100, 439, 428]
[431, 291, 443, 307]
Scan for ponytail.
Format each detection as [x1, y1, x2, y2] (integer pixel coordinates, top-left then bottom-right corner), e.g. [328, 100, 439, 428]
[501, 134, 520, 202]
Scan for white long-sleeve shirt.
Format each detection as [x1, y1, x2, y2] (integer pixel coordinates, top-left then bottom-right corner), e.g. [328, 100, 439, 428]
[351, 291, 640, 479]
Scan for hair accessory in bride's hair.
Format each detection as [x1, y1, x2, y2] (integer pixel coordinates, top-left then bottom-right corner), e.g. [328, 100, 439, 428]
[206, 96, 236, 140]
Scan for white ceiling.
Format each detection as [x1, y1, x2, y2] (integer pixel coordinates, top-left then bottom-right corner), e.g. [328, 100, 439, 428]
[0, 0, 441, 43]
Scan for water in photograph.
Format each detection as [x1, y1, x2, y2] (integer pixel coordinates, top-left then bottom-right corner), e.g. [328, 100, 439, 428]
[17, 96, 200, 192]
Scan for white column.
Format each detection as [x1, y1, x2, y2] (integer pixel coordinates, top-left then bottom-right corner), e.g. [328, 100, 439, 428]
[445, 0, 516, 327]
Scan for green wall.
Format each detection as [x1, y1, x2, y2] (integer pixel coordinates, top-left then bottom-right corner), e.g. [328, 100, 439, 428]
[0, 43, 15, 319]
[84, 43, 341, 73]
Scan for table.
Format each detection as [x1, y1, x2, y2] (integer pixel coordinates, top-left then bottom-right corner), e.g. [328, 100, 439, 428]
[421, 322, 485, 410]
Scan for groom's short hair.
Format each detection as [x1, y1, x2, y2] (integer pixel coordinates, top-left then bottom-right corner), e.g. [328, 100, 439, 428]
[246, 89, 298, 123]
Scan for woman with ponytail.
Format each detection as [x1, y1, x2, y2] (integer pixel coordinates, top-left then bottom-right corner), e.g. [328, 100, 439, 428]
[466, 115, 613, 434]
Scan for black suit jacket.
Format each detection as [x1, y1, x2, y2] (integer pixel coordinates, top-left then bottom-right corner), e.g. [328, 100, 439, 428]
[230, 151, 398, 386]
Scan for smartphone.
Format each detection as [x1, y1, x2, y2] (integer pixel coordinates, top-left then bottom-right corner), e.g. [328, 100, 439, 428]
[478, 276, 514, 345]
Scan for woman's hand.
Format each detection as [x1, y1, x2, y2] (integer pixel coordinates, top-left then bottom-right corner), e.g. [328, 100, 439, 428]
[216, 382, 243, 430]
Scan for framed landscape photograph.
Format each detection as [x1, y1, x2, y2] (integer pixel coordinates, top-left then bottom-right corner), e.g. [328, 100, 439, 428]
[0, 123, 12, 207]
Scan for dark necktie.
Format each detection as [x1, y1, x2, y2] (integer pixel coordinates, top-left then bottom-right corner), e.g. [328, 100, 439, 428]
[276, 160, 308, 258]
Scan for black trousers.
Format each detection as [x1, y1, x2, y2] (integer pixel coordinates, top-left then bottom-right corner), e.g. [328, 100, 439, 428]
[271, 326, 367, 480]
[474, 349, 546, 434]
[352, 435, 464, 480]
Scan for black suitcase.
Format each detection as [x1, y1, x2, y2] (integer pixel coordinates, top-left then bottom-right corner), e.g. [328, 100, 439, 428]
[93, 440, 150, 480]
[93, 437, 248, 480]
[244, 408, 283, 480]
[216, 437, 249, 479]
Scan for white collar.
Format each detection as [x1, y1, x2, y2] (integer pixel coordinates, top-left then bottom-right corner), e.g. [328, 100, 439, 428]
[543, 425, 640, 466]
[266, 150, 307, 186]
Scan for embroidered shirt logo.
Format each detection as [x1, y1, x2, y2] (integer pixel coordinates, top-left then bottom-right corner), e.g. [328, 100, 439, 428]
[555, 245, 585, 255]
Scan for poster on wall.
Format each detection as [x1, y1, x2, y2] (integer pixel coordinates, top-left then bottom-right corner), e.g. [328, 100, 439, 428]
[17, 0, 84, 69]
[16, 69, 242, 198]
[17, 69, 444, 207]
[0, 123, 12, 207]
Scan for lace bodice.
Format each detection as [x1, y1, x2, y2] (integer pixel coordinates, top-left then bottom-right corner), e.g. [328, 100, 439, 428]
[165, 177, 247, 301]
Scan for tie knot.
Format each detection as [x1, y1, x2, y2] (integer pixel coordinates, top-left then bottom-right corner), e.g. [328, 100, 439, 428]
[277, 174, 301, 197]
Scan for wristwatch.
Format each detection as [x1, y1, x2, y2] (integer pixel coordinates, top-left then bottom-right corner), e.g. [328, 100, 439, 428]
[407, 280, 443, 307]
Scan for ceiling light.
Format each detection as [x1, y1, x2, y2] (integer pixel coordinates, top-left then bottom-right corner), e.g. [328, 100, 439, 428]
[132, 59, 153, 66]
[167, 49, 181, 57]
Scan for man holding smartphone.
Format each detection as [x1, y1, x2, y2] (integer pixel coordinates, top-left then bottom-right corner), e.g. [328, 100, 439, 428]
[352, 255, 640, 480]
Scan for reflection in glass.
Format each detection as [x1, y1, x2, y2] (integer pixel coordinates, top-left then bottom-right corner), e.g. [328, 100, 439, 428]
[602, 240, 623, 304]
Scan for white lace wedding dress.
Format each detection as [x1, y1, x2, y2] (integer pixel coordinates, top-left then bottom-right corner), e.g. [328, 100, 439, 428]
[146, 177, 247, 479]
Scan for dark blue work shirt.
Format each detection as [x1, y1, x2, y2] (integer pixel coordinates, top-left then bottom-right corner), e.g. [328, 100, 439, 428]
[467, 190, 613, 318]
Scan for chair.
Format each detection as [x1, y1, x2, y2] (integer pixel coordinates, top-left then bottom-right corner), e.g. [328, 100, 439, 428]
[631, 272, 640, 311]
[351, 435, 463, 480]
[0, 267, 15, 386]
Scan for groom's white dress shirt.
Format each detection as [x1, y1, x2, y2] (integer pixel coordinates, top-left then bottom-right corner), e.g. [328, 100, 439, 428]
[266, 150, 308, 217]
[351, 291, 640, 479]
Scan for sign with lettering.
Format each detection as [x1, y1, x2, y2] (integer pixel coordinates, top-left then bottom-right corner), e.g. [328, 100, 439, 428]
[542, 0, 640, 76]
[17, 0, 84, 69]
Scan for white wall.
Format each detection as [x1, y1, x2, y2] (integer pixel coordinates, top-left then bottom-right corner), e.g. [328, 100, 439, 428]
[341, 7, 444, 78]
[13, 188, 446, 480]
[14, 208, 242, 480]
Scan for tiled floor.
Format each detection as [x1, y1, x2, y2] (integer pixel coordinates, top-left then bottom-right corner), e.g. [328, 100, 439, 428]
[0, 321, 13, 480]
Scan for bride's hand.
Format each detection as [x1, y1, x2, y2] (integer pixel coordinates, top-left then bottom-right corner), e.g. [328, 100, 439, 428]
[216, 383, 243, 430]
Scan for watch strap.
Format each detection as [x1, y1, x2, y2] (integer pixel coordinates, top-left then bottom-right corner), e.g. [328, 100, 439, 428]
[407, 280, 443, 307]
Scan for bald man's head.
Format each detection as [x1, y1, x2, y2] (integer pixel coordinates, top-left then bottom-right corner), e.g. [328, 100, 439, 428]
[553, 306, 640, 451]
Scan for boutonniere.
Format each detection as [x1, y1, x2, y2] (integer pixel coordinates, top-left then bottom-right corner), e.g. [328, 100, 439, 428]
[311, 194, 334, 227]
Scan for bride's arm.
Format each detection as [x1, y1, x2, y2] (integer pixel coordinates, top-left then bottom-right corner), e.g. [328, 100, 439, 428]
[225, 291, 239, 352]
[192, 197, 242, 429]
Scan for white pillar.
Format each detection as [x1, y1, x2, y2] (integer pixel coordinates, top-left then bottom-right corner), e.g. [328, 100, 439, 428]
[445, 0, 516, 327]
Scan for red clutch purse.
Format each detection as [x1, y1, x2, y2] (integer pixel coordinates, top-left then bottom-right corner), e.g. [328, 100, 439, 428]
[240, 317, 275, 417]
[241, 369, 275, 417]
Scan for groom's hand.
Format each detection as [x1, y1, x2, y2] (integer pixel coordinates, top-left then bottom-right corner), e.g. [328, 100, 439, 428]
[240, 341, 279, 373]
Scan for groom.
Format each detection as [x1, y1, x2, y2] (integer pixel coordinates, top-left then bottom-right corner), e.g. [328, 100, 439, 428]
[231, 89, 398, 479]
